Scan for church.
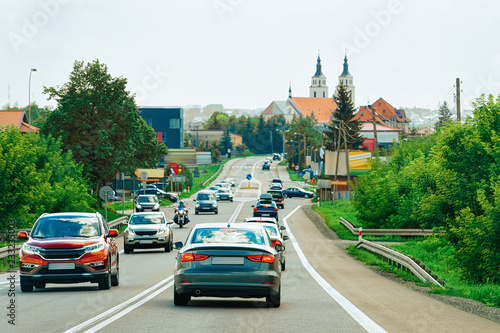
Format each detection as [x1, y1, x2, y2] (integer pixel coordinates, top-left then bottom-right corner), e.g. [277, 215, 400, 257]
[261, 54, 356, 125]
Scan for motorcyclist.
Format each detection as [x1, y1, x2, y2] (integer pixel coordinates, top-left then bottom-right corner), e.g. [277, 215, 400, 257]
[173, 200, 190, 224]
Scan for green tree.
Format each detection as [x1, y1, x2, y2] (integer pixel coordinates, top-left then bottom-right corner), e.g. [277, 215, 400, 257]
[204, 111, 229, 129]
[0, 127, 94, 230]
[324, 83, 363, 150]
[41, 60, 167, 196]
[220, 128, 233, 154]
[436, 101, 452, 128]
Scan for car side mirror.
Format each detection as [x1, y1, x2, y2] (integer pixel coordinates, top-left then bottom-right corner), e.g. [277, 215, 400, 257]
[275, 244, 285, 252]
[173, 241, 183, 249]
[283, 235, 289, 241]
[108, 229, 119, 237]
[17, 231, 28, 240]
[280, 226, 286, 230]
[251, 205, 255, 207]
[167, 221, 174, 225]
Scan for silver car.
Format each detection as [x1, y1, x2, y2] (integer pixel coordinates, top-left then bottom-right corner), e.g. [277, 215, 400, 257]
[124, 212, 174, 253]
[173, 223, 284, 307]
[135, 194, 160, 212]
[244, 222, 288, 271]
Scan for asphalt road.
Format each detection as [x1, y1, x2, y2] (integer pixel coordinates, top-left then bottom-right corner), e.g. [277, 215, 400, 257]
[1, 156, 499, 332]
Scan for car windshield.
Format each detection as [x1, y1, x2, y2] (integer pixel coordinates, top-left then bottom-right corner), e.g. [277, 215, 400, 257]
[197, 193, 211, 200]
[191, 227, 264, 245]
[31, 216, 101, 238]
[129, 214, 165, 225]
[138, 196, 157, 203]
[262, 225, 278, 236]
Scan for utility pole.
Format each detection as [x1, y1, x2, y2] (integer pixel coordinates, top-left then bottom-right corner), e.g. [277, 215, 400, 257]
[456, 78, 461, 123]
[370, 105, 378, 155]
[341, 121, 351, 197]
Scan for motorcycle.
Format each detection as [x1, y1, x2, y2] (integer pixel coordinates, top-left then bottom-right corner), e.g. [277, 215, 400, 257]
[173, 206, 189, 228]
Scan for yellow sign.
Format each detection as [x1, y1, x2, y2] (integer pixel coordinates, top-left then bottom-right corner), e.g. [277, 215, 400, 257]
[291, 163, 295, 168]
[310, 177, 317, 185]
[134, 168, 164, 179]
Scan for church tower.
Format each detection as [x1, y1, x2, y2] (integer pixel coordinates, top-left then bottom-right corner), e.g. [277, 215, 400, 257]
[309, 54, 328, 98]
[336, 54, 355, 104]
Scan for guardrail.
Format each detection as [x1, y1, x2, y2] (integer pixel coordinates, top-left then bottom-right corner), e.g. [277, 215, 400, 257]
[356, 238, 445, 287]
[0, 216, 128, 267]
[340, 217, 445, 237]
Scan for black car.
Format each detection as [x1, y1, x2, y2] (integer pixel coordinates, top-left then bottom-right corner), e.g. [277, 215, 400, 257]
[282, 187, 314, 198]
[252, 194, 278, 219]
[273, 153, 281, 161]
[267, 190, 284, 209]
[262, 161, 270, 170]
[194, 190, 218, 214]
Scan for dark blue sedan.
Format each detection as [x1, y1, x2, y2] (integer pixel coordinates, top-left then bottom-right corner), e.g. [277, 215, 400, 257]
[282, 187, 314, 198]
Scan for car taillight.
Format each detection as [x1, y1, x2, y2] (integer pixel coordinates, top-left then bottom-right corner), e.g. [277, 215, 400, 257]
[271, 240, 282, 247]
[274, 207, 277, 211]
[253, 207, 257, 211]
[246, 255, 275, 263]
[181, 253, 210, 262]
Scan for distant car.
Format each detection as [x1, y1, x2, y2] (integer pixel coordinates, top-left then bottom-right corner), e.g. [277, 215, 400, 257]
[269, 183, 283, 190]
[221, 179, 236, 187]
[17, 212, 119, 292]
[246, 222, 288, 271]
[262, 162, 270, 170]
[252, 194, 279, 220]
[135, 195, 161, 212]
[134, 188, 170, 200]
[215, 188, 234, 202]
[267, 189, 284, 209]
[271, 179, 283, 186]
[150, 182, 169, 191]
[273, 153, 281, 161]
[164, 192, 179, 203]
[282, 187, 314, 199]
[215, 183, 231, 190]
[195, 190, 218, 214]
[123, 212, 174, 254]
[208, 186, 219, 192]
[173, 223, 283, 307]
[244, 217, 279, 225]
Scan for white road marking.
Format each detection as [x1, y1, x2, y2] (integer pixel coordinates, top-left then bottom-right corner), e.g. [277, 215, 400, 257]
[63, 275, 174, 333]
[283, 206, 387, 333]
[83, 281, 175, 333]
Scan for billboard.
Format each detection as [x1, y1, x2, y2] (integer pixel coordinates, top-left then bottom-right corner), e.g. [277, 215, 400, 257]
[324, 150, 371, 176]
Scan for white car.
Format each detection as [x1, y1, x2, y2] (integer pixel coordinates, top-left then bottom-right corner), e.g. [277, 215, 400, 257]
[244, 222, 288, 271]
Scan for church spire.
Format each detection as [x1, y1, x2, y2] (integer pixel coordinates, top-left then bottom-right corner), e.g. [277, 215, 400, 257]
[341, 54, 350, 76]
[288, 82, 292, 98]
[314, 53, 323, 76]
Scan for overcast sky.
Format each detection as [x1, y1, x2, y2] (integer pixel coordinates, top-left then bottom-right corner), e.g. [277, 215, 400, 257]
[2, 0, 500, 112]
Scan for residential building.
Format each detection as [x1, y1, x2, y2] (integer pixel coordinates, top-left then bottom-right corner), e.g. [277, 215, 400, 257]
[0, 110, 39, 133]
[189, 129, 242, 148]
[139, 107, 184, 149]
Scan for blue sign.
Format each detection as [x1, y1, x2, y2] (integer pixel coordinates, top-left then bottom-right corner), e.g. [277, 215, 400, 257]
[246, 174, 252, 180]
[298, 172, 304, 177]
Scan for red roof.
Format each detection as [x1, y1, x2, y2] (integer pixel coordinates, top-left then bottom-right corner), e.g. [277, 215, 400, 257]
[371, 97, 410, 123]
[353, 106, 385, 125]
[0, 110, 39, 133]
[288, 97, 336, 123]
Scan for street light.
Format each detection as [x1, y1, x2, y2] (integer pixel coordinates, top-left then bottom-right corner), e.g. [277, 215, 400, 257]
[28, 68, 37, 133]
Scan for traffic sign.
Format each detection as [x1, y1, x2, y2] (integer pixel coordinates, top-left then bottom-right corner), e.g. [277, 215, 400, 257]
[295, 165, 299, 171]
[99, 186, 114, 201]
[298, 171, 304, 177]
[310, 177, 318, 185]
[246, 174, 252, 180]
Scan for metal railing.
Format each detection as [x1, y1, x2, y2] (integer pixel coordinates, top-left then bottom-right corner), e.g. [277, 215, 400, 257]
[202, 164, 224, 187]
[356, 238, 445, 287]
[340, 217, 445, 237]
[0, 216, 128, 267]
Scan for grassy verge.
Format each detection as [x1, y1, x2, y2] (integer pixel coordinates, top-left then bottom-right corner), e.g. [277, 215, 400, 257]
[388, 237, 500, 308]
[287, 168, 304, 182]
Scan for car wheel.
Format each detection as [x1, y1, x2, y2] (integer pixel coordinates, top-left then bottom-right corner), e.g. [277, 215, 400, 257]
[99, 261, 112, 290]
[124, 246, 133, 254]
[165, 240, 172, 252]
[281, 259, 286, 271]
[266, 284, 281, 308]
[34, 282, 46, 289]
[111, 256, 119, 287]
[304, 194, 309, 199]
[195, 211, 199, 215]
[20, 277, 33, 292]
[174, 288, 190, 306]
[215, 210, 218, 214]
[284, 193, 288, 198]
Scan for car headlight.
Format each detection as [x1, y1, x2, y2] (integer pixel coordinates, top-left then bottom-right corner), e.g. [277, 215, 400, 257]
[154, 204, 160, 209]
[136, 204, 142, 209]
[84, 242, 105, 254]
[157, 227, 167, 234]
[195, 203, 200, 208]
[21, 243, 42, 256]
[126, 228, 135, 235]
[212, 203, 217, 207]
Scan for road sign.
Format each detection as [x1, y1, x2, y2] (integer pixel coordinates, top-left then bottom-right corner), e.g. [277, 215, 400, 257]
[170, 175, 186, 182]
[246, 174, 252, 180]
[140, 171, 148, 180]
[99, 186, 114, 201]
[298, 171, 304, 177]
[310, 177, 318, 185]
[295, 165, 299, 171]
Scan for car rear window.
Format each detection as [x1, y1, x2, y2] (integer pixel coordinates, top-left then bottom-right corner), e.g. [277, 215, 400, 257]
[190, 228, 264, 245]
[31, 216, 101, 238]
[197, 193, 213, 200]
[262, 225, 278, 236]
[268, 191, 283, 198]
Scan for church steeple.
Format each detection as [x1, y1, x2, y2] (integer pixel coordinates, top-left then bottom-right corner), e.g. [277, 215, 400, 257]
[310, 52, 328, 98]
[336, 54, 355, 105]
[341, 54, 350, 75]
[288, 82, 292, 99]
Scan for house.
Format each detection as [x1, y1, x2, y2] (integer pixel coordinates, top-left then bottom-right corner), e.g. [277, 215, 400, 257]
[0, 110, 39, 133]
[364, 98, 411, 133]
[359, 122, 401, 150]
[188, 129, 242, 148]
[261, 101, 295, 123]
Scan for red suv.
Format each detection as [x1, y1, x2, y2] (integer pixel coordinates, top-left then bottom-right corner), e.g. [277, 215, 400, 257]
[17, 212, 119, 292]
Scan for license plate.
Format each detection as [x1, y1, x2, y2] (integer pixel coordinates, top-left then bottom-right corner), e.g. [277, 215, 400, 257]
[212, 257, 244, 265]
[140, 240, 153, 244]
[48, 263, 75, 270]
[262, 213, 270, 216]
